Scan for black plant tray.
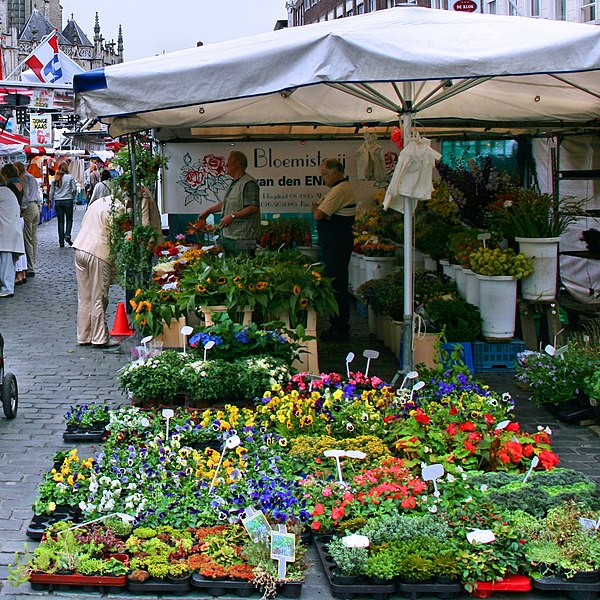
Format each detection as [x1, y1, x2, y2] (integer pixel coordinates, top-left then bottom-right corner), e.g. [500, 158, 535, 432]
[191, 574, 303, 598]
[397, 580, 463, 599]
[127, 574, 191, 594]
[532, 576, 600, 599]
[29, 572, 126, 594]
[314, 536, 396, 599]
[26, 506, 81, 540]
[63, 425, 107, 442]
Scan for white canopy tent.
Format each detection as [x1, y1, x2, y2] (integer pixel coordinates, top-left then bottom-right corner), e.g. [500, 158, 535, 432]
[73, 6, 600, 372]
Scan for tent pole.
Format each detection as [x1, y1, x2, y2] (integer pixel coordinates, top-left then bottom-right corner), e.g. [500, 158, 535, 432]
[401, 107, 414, 374]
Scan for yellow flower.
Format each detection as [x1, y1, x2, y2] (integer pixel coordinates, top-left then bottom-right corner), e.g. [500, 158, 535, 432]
[67, 475, 75, 485]
[196, 285, 206, 293]
[135, 288, 142, 297]
[292, 284, 301, 296]
[81, 459, 94, 469]
[217, 276, 227, 285]
[311, 271, 322, 280]
[299, 298, 309, 309]
[333, 389, 343, 401]
[233, 276, 241, 283]
[257, 281, 268, 290]
[48, 501, 57, 512]
[53, 473, 64, 482]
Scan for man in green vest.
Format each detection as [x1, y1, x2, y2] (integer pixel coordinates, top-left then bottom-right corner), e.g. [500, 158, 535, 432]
[198, 151, 261, 254]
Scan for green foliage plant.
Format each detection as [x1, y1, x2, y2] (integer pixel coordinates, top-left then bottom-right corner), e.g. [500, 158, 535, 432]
[326, 537, 368, 577]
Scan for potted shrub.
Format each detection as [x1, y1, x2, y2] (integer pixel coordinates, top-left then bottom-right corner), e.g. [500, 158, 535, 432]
[468, 246, 532, 341]
[326, 536, 368, 583]
[489, 189, 584, 300]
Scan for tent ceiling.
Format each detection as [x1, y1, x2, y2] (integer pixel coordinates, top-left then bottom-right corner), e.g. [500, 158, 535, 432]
[74, 7, 600, 139]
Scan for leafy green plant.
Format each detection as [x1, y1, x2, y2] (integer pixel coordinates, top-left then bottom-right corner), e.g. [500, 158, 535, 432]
[364, 547, 400, 580]
[490, 189, 584, 238]
[64, 403, 110, 429]
[327, 537, 368, 577]
[424, 295, 482, 342]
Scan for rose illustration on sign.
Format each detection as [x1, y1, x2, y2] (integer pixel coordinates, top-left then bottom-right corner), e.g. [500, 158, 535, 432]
[177, 153, 231, 207]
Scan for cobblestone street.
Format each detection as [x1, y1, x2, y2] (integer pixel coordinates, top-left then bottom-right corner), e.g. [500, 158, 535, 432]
[0, 207, 599, 599]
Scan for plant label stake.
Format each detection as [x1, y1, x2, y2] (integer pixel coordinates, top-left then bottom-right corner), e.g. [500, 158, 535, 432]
[342, 533, 370, 548]
[304, 373, 320, 392]
[180, 325, 193, 354]
[324, 449, 347, 484]
[362, 349, 379, 377]
[345, 450, 366, 460]
[544, 344, 556, 357]
[162, 408, 174, 439]
[522, 455, 539, 484]
[477, 232, 491, 248]
[346, 352, 355, 378]
[554, 328, 565, 349]
[554, 344, 568, 358]
[580, 517, 597, 531]
[400, 370, 419, 389]
[209, 434, 241, 494]
[410, 380, 425, 401]
[203, 339, 216, 361]
[467, 529, 496, 544]
[422, 463, 444, 496]
[242, 507, 272, 543]
[141, 335, 153, 356]
[271, 524, 295, 580]
[495, 420, 511, 431]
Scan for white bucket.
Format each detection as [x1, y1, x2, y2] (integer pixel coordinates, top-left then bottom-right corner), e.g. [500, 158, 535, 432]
[423, 254, 437, 271]
[364, 256, 396, 281]
[477, 275, 518, 341]
[454, 265, 467, 299]
[464, 269, 480, 307]
[516, 237, 560, 301]
[440, 259, 455, 281]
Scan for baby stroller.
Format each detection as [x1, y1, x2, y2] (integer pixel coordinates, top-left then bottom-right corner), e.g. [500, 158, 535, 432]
[0, 333, 18, 419]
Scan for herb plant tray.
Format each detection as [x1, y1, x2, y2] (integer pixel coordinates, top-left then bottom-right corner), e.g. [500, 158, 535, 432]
[126, 573, 191, 594]
[314, 536, 396, 599]
[191, 574, 303, 598]
[26, 506, 81, 540]
[532, 575, 600, 600]
[63, 425, 108, 443]
[397, 580, 463, 599]
[29, 572, 126, 593]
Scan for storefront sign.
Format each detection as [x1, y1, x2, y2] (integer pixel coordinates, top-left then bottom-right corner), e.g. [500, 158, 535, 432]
[29, 113, 53, 147]
[162, 140, 398, 215]
[450, 0, 479, 11]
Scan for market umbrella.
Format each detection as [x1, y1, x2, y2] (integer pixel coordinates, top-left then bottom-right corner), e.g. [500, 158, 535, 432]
[73, 6, 600, 371]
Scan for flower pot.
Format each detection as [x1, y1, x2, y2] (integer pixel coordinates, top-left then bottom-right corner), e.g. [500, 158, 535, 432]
[464, 268, 480, 307]
[358, 254, 367, 288]
[570, 570, 600, 583]
[349, 252, 361, 292]
[296, 245, 319, 261]
[440, 259, 455, 281]
[423, 253, 437, 271]
[454, 265, 467, 298]
[391, 319, 404, 358]
[476, 275, 518, 342]
[516, 236, 560, 301]
[363, 255, 396, 281]
[547, 394, 592, 422]
[367, 306, 377, 335]
[383, 315, 394, 349]
[413, 248, 425, 270]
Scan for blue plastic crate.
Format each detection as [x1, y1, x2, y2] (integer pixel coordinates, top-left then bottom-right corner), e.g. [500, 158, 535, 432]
[355, 299, 368, 318]
[473, 339, 526, 372]
[440, 342, 474, 374]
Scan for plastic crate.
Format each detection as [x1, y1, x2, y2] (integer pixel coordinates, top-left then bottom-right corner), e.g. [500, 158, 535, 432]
[473, 339, 526, 373]
[441, 342, 474, 374]
[355, 298, 368, 318]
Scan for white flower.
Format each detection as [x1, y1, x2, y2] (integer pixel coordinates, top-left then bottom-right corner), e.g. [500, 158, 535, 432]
[480, 484, 488, 492]
[465, 496, 473, 502]
[446, 474, 456, 483]
[428, 505, 438, 513]
[433, 491, 440, 497]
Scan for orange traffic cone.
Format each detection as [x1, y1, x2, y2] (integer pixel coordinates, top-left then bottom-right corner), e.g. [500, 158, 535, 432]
[110, 302, 134, 336]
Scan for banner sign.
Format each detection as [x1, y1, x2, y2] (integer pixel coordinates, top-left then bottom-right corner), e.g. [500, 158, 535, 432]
[450, 0, 480, 11]
[29, 113, 52, 147]
[162, 140, 399, 215]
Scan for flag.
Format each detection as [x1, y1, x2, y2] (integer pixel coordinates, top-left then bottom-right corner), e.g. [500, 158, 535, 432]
[24, 31, 63, 84]
[21, 50, 84, 85]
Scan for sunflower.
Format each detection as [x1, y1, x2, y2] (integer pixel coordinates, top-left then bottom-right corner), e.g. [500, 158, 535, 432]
[256, 281, 269, 290]
[233, 276, 241, 283]
[196, 284, 206, 293]
[217, 276, 227, 285]
[299, 298, 309, 309]
[292, 284, 301, 296]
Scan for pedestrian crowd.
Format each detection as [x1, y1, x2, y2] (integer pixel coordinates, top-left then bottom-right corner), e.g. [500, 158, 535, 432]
[0, 157, 113, 299]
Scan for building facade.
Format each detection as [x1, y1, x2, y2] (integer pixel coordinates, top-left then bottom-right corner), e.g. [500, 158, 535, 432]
[0, 0, 123, 79]
[287, 0, 598, 26]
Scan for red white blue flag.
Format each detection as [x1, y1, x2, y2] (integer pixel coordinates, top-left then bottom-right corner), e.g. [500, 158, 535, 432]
[24, 31, 63, 84]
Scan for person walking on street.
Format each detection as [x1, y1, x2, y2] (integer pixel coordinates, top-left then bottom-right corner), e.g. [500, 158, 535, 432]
[198, 151, 260, 255]
[0, 173, 25, 298]
[15, 161, 41, 277]
[72, 195, 122, 347]
[88, 170, 113, 206]
[50, 163, 77, 247]
[312, 158, 356, 342]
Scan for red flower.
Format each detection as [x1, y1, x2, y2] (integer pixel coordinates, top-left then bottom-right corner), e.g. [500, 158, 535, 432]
[534, 431, 550, 444]
[414, 409, 431, 425]
[331, 506, 345, 521]
[523, 444, 534, 457]
[506, 422, 520, 432]
[445, 423, 458, 436]
[449, 406, 458, 415]
[312, 503, 325, 516]
[501, 440, 523, 463]
[484, 414, 495, 425]
[464, 441, 477, 454]
[401, 497, 416, 509]
[459, 422, 475, 432]
[538, 451, 559, 470]
[311, 520, 321, 531]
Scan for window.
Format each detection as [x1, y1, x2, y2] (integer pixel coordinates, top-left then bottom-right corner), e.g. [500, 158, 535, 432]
[486, 0, 497, 13]
[530, 0, 540, 17]
[357, 2, 365, 13]
[555, 0, 567, 19]
[582, 0, 596, 21]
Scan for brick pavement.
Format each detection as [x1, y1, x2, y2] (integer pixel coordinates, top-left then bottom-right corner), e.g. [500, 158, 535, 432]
[0, 207, 596, 598]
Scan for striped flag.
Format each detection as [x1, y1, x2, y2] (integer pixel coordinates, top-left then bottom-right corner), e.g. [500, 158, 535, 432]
[24, 31, 64, 84]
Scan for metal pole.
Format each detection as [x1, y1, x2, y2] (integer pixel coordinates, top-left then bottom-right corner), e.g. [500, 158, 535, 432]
[128, 134, 139, 227]
[401, 102, 414, 373]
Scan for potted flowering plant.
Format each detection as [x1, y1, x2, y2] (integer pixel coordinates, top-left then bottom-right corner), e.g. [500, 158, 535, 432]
[64, 403, 110, 431]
